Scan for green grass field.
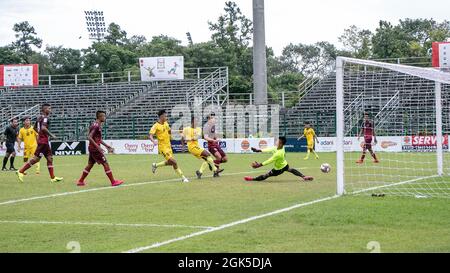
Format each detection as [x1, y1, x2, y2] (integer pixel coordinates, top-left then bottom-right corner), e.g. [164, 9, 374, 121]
[0, 152, 449, 253]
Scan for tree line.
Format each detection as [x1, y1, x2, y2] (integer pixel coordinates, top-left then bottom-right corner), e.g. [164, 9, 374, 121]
[1, 1, 449, 97]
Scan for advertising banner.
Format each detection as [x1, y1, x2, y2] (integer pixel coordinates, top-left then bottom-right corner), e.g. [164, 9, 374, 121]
[234, 138, 275, 153]
[51, 141, 87, 156]
[402, 135, 449, 152]
[139, 56, 184, 81]
[284, 138, 307, 152]
[0, 64, 39, 87]
[199, 139, 235, 153]
[432, 42, 450, 68]
[101, 140, 158, 155]
[315, 137, 403, 152]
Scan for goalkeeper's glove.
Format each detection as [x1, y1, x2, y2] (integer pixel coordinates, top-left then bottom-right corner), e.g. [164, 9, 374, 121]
[251, 147, 262, 153]
[252, 161, 263, 169]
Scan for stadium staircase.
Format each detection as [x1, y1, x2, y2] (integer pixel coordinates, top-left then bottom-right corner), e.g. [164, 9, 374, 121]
[105, 67, 229, 139]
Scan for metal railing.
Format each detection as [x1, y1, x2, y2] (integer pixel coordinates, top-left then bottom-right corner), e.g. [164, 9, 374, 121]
[186, 67, 228, 106]
[38, 67, 227, 86]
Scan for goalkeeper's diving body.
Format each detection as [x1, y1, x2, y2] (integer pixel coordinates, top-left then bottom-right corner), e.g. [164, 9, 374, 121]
[244, 136, 314, 182]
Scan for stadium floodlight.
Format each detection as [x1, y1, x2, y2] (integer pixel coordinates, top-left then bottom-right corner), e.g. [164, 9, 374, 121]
[336, 57, 450, 198]
[84, 10, 106, 42]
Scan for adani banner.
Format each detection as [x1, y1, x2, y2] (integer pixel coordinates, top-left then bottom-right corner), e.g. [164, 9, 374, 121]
[0, 64, 39, 87]
[51, 141, 87, 156]
[139, 56, 184, 81]
[315, 137, 402, 152]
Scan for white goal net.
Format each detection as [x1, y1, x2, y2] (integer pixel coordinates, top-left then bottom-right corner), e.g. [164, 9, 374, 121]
[336, 57, 450, 198]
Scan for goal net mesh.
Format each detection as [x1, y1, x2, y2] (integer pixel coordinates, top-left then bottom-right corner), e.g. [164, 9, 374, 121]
[339, 58, 450, 198]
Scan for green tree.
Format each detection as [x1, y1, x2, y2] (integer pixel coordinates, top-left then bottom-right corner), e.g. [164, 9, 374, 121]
[338, 25, 373, 58]
[208, 1, 253, 94]
[83, 42, 136, 72]
[279, 41, 337, 77]
[137, 35, 185, 57]
[184, 42, 226, 68]
[0, 46, 21, 64]
[45, 46, 82, 74]
[12, 21, 43, 63]
[371, 19, 450, 59]
[399, 18, 450, 57]
[105, 23, 128, 46]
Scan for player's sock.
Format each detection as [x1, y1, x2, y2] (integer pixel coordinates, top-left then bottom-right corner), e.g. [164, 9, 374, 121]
[19, 162, 33, 173]
[313, 151, 319, 159]
[47, 165, 55, 179]
[206, 156, 217, 172]
[156, 161, 166, 168]
[304, 150, 310, 159]
[360, 154, 366, 161]
[254, 174, 270, 181]
[288, 168, 304, 178]
[2, 157, 8, 169]
[9, 157, 15, 169]
[213, 159, 221, 165]
[79, 168, 90, 182]
[199, 162, 208, 174]
[174, 167, 185, 178]
[103, 166, 115, 184]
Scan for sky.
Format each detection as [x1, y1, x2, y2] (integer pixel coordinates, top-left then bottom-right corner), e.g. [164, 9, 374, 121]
[0, 0, 449, 56]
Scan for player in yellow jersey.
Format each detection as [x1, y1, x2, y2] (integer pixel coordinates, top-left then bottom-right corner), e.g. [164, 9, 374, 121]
[297, 121, 319, 160]
[149, 110, 189, 183]
[181, 116, 223, 179]
[17, 117, 40, 174]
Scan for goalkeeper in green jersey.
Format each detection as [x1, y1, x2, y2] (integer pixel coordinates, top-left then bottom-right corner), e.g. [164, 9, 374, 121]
[244, 136, 314, 182]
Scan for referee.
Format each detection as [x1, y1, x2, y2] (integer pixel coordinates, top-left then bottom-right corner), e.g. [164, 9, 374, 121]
[1, 118, 19, 171]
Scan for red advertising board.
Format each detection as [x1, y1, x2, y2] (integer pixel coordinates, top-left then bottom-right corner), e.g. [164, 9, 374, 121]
[432, 42, 450, 68]
[0, 64, 39, 87]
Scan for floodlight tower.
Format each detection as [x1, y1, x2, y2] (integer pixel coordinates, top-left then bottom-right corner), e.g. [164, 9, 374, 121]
[253, 0, 268, 105]
[84, 10, 106, 42]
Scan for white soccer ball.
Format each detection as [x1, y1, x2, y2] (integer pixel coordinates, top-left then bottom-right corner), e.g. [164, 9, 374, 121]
[320, 163, 331, 173]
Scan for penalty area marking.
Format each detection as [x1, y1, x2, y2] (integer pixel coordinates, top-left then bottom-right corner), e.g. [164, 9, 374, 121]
[0, 220, 214, 230]
[0, 167, 312, 207]
[123, 175, 438, 253]
[124, 195, 340, 253]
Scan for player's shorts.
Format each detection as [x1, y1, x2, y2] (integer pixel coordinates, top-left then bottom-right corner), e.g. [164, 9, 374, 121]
[5, 142, 15, 153]
[88, 148, 107, 165]
[188, 145, 205, 159]
[306, 141, 314, 150]
[24, 145, 37, 158]
[34, 143, 52, 158]
[269, 164, 290, 177]
[208, 142, 226, 158]
[363, 136, 373, 149]
[159, 146, 174, 161]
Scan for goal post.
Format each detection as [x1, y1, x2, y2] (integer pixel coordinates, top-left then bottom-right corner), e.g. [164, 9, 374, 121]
[336, 57, 450, 198]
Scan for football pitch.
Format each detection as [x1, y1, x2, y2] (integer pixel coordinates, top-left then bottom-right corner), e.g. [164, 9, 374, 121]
[0, 152, 449, 253]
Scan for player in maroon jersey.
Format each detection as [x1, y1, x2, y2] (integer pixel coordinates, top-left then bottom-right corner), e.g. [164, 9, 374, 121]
[356, 113, 379, 164]
[76, 111, 123, 187]
[203, 113, 227, 171]
[16, 103, 63, 183]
